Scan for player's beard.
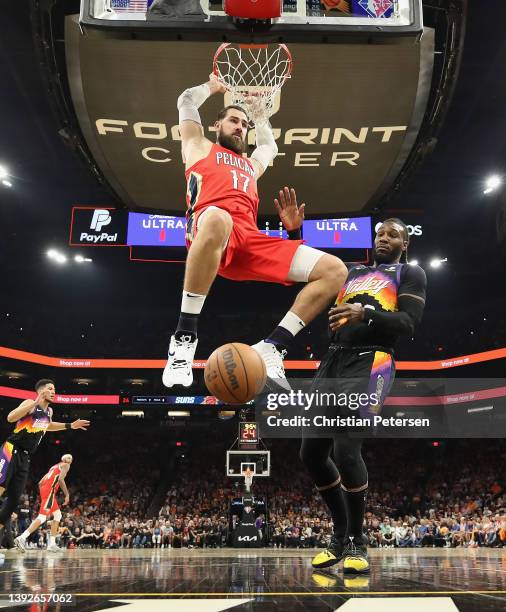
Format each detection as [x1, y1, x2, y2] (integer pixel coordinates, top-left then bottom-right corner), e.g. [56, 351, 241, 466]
[374, 243, 403, 264]
[218, 130, 246, 155]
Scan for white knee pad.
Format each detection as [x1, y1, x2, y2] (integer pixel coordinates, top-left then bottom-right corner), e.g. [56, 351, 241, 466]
[287, 245, 326, 283]
[37, 514, 48, 525]
[52, 509, 62, 522]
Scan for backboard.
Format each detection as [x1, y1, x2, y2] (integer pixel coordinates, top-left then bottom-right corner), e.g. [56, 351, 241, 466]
[82, 0, 421, 29]
[226, 450, 271, 477]
[34, 1, 465, 216]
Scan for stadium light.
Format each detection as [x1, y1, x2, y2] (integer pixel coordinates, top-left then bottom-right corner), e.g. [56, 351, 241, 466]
[74, 254, 92, 263]
[408, 259, 419, 266]
[483, 174, 502, 194]
[47, 249, 67, 264]
[2, 180, 12, 188]
[48, 249, 92, 265]
[430, 257, 447, 269]
[121, 410, 144, 418]
[0, 166, 8, 180]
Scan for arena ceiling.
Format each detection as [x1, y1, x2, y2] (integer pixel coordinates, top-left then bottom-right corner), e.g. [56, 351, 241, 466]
[0, 0, 505, 329]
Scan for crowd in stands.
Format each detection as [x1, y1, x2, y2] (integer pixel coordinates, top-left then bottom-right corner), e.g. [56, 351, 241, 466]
[3, 297, 506, 365]
[3, 435, 503, 551]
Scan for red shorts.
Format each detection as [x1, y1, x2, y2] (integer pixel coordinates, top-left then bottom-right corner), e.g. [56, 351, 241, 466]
[186, 206, 303, 285]
[39, 483, 60, 517]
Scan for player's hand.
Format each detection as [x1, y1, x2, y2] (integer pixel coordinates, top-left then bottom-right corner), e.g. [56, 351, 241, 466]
[274, 187, 305, 231]
[329, 304, 364, 331]
[63, 496, 70, 506]
[208, 72, 226, 95]
[71, 419, 90, 430]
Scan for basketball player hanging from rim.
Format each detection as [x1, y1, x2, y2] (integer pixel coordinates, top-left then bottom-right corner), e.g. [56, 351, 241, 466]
[163, 44, 348, 388]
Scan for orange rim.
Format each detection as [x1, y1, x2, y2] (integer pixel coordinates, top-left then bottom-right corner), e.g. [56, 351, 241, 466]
[239, 43, 268, 49]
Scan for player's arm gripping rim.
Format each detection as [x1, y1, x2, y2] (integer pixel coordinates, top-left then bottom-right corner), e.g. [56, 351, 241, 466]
[177, 73, 226, 166]
[249, 118, 278, 179]
[177, 73, 278, 178]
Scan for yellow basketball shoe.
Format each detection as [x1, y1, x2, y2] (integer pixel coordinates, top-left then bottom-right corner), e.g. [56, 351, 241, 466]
[344, 575, 370, 590]
[311, 570, 338, 589]
[311, 536, 345, 569]
[342, 537, 370, 574]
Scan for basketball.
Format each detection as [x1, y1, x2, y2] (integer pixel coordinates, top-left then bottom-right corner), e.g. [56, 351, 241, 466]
[204, 343, 267, 404]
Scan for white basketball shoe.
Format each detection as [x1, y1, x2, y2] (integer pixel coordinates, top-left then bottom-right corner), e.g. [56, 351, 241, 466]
[162, 334, 198, 388]
[251, 340, 290, 391]
[14, 536, 27, 553]
[47, 544, 62, 553]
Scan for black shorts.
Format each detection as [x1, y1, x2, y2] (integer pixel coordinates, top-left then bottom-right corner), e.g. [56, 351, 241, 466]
[0, 445, 30, 491]
[310, 344, 396, 422]
[0, 445, 30, 524]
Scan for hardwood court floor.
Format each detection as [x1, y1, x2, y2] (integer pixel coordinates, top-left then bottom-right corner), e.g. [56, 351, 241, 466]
[0, 547, 504, 611]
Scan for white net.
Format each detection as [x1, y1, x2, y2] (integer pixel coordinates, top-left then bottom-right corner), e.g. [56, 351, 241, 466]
[213, 43, 292, 123]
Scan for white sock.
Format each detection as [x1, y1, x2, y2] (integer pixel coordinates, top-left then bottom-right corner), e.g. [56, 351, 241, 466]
[48, 535, 55, 546]
[21, 530, 30, 540]
[181, 291, 206, 315]
[278, 311, 306, 337]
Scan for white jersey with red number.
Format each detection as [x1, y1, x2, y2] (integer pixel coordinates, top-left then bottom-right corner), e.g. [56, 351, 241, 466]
[185, 143, 259, 222]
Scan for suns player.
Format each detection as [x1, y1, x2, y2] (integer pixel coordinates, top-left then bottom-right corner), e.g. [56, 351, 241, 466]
[14, 454, 73, 553]
[304, 220, 425, 573]
[276, 191, 426, 574]
[0, 379, 89, 549]
[163, 74, 348, 388]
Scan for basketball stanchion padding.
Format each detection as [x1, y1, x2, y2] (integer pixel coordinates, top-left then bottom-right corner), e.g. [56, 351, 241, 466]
[243, 467, 254, 492]
[204, 343, 266, 404]
[224, 0, 282, 20]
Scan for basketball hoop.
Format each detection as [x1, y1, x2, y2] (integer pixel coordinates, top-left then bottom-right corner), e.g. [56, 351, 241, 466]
[243, 467, 254, 492]
[213, 43, 292, 123]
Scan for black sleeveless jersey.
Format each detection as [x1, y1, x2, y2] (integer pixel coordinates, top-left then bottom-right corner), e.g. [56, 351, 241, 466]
[331, 262, 426, 350]
[7, 404, 52, 453]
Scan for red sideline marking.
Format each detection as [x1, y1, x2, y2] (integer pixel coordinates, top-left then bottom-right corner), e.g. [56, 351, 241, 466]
[0, 346, 505, 370]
